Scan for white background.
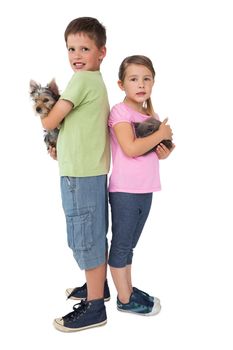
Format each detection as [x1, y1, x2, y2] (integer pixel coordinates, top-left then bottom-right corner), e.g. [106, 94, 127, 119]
[0, 0, 232, 349]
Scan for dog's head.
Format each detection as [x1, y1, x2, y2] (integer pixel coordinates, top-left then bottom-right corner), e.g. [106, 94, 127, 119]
[29, 79, 60, 118]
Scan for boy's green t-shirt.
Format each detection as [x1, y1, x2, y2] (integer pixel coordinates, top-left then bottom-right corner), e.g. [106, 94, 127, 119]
[57, 71, 110, 177]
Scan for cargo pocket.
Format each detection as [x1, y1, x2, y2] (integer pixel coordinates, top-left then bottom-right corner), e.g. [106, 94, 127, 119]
[66, 206, 95, 251]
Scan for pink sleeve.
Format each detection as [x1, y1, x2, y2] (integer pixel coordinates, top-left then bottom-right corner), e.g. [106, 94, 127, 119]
[108, 104, 132, 128]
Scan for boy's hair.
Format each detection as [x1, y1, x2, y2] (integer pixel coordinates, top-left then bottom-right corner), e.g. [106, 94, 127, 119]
[64, 17, 106, 48]
[119, 55, 156, 117]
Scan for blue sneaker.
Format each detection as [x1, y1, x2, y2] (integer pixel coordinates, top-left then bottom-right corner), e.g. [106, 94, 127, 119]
[133, 287, 160, 304]
[53, 299, 107, 332]
[66, 280, 110, 302]
[117, 291, 161, 316]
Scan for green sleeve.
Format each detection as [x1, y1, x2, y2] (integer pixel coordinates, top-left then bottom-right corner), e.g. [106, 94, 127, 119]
[60, 72, 88, 108]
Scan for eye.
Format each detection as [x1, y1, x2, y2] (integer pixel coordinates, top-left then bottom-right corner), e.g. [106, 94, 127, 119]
[81, 47, 89, 52]
[68, 47, 75, 52]
[43, 98, 49, 103]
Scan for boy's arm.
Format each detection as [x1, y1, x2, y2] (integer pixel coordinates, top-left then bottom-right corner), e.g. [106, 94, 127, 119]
[41, 99, 73, 130]
[113, 119, 172, 157]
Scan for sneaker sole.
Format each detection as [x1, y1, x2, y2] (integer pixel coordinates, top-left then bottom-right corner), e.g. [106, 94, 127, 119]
[65, 289, 110, 302]
[53, 318, 107, 332]
[117, 301, 161, 316]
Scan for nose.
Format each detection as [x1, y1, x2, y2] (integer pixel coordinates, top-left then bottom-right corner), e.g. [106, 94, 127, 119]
[36, 107, 42, 113]
[69, 50, 81, 62]
[77, 51, 83, 60]
[71, 49, 82, 60]
[138, 80, 145, 88]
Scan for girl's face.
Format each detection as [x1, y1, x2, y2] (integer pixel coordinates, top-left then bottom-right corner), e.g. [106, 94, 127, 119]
[118, 64, 154, 109]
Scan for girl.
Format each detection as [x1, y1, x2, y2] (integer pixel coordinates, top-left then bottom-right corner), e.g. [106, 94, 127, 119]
[108, 55, 174, 316]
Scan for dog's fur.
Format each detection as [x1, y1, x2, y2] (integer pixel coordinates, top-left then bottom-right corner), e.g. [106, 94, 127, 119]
[133, 117, 173, 153]
[30, 79, 60, 149]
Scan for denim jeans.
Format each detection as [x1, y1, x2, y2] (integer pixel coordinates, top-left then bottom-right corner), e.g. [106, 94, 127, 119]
[60, 175, 108, 270]
[108, 192, 152, 268]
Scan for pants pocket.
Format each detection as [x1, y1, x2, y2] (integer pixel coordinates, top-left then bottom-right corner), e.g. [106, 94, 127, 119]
[66, 207, 95, 251]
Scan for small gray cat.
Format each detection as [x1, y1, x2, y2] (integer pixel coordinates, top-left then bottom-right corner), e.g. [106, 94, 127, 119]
[133, 117, 173, 153]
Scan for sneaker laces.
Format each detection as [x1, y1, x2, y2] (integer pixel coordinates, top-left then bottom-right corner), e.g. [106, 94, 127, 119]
[133, 290, 154, 307]
[67, 283, 87, 299]
[133, 287, 150, 298]
[63, 300, 89, 322]
[133, 287, 154, 306]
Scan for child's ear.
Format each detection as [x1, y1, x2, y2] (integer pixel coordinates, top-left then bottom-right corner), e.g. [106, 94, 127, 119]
[117, 80, 125, 91]
[99, 46, 106, 61]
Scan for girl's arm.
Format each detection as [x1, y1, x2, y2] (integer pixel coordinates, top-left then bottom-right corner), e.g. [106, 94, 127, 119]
[41, 99, 73, 130]
[113, 118, 172, 157]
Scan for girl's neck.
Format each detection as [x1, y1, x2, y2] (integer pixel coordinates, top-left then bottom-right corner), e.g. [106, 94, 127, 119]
[123, 98, 147, 115]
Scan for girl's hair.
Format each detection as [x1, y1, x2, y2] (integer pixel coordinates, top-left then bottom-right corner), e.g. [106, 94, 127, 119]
[64, 17, 106, 49]
[118, 55, 156, 116]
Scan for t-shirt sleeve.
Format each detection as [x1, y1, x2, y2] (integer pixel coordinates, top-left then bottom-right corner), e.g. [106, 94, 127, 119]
[108, 104, 132, 128]
[60, 72, 88, 108]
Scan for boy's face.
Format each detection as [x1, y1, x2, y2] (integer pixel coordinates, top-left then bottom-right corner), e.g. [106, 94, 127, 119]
[66, 32, 106, 72]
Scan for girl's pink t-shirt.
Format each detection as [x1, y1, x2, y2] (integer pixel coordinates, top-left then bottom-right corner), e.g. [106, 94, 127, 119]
[108, 102, 161, 193]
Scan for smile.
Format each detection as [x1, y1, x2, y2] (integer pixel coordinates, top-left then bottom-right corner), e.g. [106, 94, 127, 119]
[74, 62, 85, 69]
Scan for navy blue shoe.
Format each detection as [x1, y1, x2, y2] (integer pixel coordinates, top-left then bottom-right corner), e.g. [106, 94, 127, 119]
[66, 280, 110, 302]
[117, 291, 161, 316]
[53, 299, 107, 332]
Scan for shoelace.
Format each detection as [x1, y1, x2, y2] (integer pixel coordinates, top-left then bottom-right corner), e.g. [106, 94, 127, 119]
[133, 287, 154, 306]
[134, 287, 150, 298]
[133, 291, 154, 307]
[67, 283, 87, 299]
[63, 300, 89, 322]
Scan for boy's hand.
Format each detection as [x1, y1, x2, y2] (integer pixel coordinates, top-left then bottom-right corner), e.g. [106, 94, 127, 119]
[48, 146, 57, 160]
[156, 143, 175, 159]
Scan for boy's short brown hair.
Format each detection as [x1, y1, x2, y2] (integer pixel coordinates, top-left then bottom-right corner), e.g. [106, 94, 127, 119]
[64, 17, 106, 48]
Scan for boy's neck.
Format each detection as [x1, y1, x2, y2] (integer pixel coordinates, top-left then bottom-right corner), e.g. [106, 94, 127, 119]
[72, 69, 101, 73]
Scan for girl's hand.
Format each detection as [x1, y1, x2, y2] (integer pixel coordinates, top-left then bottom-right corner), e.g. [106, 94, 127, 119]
[156, 143, 175, 159]
[159, 118, 173, 140]
[48, 146, 57, 160]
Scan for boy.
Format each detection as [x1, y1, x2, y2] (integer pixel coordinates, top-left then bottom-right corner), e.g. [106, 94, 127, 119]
[41, 17, 110, 332]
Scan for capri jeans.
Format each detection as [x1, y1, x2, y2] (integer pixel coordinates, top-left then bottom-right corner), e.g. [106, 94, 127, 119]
[108, 192, 152, 268]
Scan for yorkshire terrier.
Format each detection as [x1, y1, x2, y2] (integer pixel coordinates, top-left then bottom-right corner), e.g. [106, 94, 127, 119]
[29, 79, 60, 149]
[133, 117, 173, 153]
